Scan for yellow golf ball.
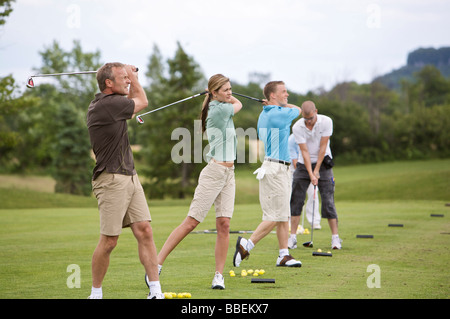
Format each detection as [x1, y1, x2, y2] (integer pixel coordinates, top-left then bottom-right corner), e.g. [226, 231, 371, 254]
[164, 292, 173, 299]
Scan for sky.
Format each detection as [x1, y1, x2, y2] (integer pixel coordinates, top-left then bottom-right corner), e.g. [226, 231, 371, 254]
[1, 0, 449, 95]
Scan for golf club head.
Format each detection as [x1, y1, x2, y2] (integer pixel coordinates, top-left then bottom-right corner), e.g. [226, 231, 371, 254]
[303, 241, 313, 248]
[136, 116, 144, 124]
[26, 77, 35, 88]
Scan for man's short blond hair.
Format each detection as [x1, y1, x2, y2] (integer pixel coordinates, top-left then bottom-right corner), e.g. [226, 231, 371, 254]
[263, 81, 285, 100]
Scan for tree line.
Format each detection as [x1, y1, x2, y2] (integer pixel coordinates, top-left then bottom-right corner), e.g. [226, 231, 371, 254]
[0, 40, 449, 198]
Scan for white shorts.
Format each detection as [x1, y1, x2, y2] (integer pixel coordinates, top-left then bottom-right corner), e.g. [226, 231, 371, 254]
[187, 160, 235, 223]
[258, 160, 291, 222]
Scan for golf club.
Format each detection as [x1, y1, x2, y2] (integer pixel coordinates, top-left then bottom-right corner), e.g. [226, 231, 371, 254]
[232, 92, 264, 103]
[26, 68, 139, 88]
[356, 235, 374, 238]
[190, 229, 276, 234]
[136, 91, 208, 124]
[251, 278, 275, 283]
[312, 252, 332, 257]
[301, 200, 305, 232]
[303, 185, 317, 248]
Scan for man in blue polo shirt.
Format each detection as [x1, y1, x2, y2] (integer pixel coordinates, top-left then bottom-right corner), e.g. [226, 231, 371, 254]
[233, 81, 302, 268]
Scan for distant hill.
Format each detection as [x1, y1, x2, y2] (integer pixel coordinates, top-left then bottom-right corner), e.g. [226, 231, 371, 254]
[375, 46, 450, 90]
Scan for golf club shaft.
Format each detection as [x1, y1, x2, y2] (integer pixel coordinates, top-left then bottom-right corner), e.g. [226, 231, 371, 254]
[29, 67, 139, 78]
[232, 92, 264, 103]
[27, 68, 140, 88]
[311, 185, 316, 244]
[303, 184, 317, 247]
[30, 71, 97, 78]
[301, 199, 305, 229]
[136, 91, 207, 122]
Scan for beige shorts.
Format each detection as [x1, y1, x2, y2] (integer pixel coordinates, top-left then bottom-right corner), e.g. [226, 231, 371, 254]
[92, 172, 151, 236]
[188, 160, 235, 223]
[259, 160, 291, 222]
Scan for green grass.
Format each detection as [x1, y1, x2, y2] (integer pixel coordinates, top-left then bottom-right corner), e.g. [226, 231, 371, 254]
[0, 159, 449, 299]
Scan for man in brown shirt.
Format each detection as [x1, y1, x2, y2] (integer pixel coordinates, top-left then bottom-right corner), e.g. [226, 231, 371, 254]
[86, 62, 163, 299]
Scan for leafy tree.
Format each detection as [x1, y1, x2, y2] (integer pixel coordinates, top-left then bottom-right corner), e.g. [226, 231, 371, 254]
[15, 40, 101, 194]
[36, 40, 101, 110]
[0, 0, 14, 26]
[14, 84, 61, 171]
[51, 101, 93, 196]
[140, 42, 206, 199]
[0, 75, 38, 170]
[414, 65, 450, 107]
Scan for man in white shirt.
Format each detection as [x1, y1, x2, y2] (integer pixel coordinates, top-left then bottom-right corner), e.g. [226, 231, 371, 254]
[290, 101, 341, 250]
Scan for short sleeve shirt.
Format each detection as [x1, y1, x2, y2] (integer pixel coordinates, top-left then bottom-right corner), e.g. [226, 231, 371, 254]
[257, 105, 300, 162]
[292, 114, 333, 164]
[86, 93, 135, 180]
[205, 100, 236, 162]
[288, 134, 300, 172]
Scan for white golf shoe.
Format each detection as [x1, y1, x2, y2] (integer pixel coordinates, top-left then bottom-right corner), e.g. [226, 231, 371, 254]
[288, 236, 297, 249]
[211, 271, 225, 290]
[233, 236, 250, 267]
[276, 255, 302, 267]
[147, 292, 164, 299]
[331, 235, 342, 249]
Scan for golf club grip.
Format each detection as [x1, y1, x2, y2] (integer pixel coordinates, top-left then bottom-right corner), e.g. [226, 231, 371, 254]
[196, 91, 208, 98]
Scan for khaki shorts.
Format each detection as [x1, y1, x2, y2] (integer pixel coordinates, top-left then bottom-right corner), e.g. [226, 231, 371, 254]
[259, 160, 291, 222]
[92, 172, 151, 236]
[188, 160, 235, 223]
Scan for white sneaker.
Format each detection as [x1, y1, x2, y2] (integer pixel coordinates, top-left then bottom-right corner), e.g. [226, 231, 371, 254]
[211, 271, 225, 289]
[331, 236, 342, 249]
[288, 236, 297, 249]
[87, 294, 102, 299]
[313, 224, 322, 230]
[276, 255, 302, 267]
[147, 292, 164, 299]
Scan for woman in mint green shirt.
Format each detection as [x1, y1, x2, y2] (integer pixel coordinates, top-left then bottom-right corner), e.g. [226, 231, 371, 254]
[157, 74, 243, 290]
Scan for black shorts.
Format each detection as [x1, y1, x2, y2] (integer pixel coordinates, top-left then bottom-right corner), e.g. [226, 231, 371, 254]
[290, 163, 338, 220]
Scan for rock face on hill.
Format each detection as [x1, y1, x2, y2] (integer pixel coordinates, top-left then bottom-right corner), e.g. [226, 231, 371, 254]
[375, 46, 450, 90]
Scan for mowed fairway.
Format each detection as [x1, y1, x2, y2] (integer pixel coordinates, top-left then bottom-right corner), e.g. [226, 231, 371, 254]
[0, 159, 449, 299]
